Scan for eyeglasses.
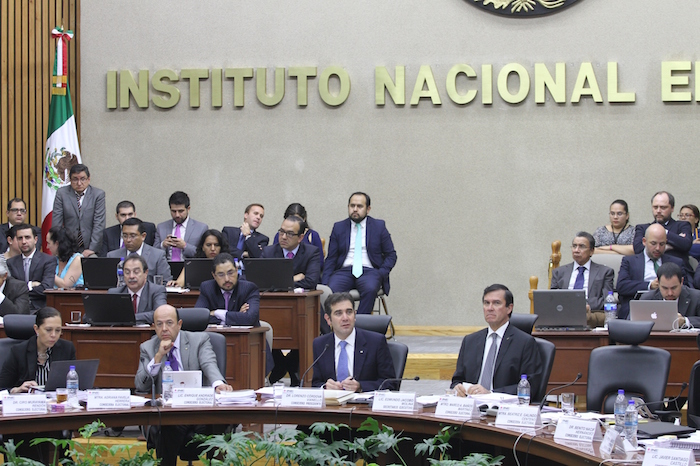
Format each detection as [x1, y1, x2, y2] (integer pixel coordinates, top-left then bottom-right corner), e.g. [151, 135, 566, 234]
[679, 213, 695, 219]
[215, 270, 237, 279]
[70, 176, 89, 183]
[8, 208, 26, 214]
[278, 229, 300, 237]
[609, 211, 627, 217]
[121, 233, 141, 240]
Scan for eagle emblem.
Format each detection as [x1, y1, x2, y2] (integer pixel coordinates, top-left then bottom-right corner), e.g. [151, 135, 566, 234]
[471, 0, 580, 16]
[44, 147, 79, 191]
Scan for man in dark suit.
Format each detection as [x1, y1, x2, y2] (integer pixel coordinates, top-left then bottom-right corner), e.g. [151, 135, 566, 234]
[641, 262, 700, 327]
[550, 231, 615, 327]
[311, 292, 396, 392]
[6, 224, 55, 311]
[222, 203, 268, 259]
[322, 192, 397, 315]
[618, 223, 687, 319]
[0, 259, 30, 316]
[107, 218, 172, 282]
[451, 284, 541, 397]
[99, 200, 156, 256]
[154, 191, 208, 261]
[195, 253, 260, 326]
[0, 198, 41, 253]
[135, 304, 232, 466]
[108, 255, 167, 324]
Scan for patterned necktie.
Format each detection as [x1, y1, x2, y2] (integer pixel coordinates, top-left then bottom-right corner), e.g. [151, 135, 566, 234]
[167, 346, 179, 371]
[337, 340, 349, 381]
[352, 223, 363, 278]
[75, 192, 85, 248]
[286, 251, 294, 259]
[224, 290, 232, 310]
[573, 266, 585, 289]
[23, 257, 31, 282]
[479, 333, 498, 390]
[172, 223, 182, 261]
[132, 294, 138, 314]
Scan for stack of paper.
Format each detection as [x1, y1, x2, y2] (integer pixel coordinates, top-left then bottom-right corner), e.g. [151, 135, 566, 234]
[324, 390, 355, 406]
[217, 390, 257, 405]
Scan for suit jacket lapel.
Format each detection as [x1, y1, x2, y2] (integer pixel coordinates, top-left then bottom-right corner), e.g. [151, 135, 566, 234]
[494, 326, 515, 369]
[354, 330, 367, 378]
[587, 263, 598, 294]
[139, 282, 149, 313]
[473, 330, 487, 380]
[179, 331, 191, 371]
[679, 288, 691, 315]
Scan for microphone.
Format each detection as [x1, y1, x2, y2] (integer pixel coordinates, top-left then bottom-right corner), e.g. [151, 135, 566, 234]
[632, 382, 687, 421]
[376, 376, 420, 392]
[145, 370, 163, 407]
[298, 343, 329, 388]
[538, 373, 582, 411]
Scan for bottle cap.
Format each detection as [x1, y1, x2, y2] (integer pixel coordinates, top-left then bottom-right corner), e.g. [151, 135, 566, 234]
[521, 374, 527, 379]
[69, 365, 75, 370]
[618, 389, 624, 394]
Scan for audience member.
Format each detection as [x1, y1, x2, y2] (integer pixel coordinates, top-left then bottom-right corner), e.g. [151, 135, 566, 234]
[108, 255, 167, 324]
[0, 257, 30, 316]
[593, 199, 635, 255]
[107, 218, 172, 282]
[222, 203, 268, 259]
[52, 164, 106, 257]
[100, 200, 157, 256]
[641, 262, 700, 328]
[3, 226, 21, 260]
[322, 192, 397, 315]
[6, 224, 55, 311]
[1, 198, 41, 253]
[154, 191, 208, 261]
[168, 229, 229, 288]
[47, 226, 83, 288]
[679, 204, 700, 261]
[273, 203, 324, 271]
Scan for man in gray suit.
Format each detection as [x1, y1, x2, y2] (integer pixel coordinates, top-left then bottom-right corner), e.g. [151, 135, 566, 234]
[0, 258, 30, 316]
[108, 255, 167, 324]
[641, 262, 700, 327]
[154, 191, 208, 261]
[550, 231, 615, 327]
[52, 164, 106, 257]
[135, 304, 232, 466]
[107, 218, 172, 281]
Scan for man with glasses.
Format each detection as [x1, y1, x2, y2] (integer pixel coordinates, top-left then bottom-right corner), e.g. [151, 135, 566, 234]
[550, 231, 615, 327]
[52, 164, 106, 258]
[107, 218, 172, 282]
[0, 198, 41, 253]
[99, 200, 157, 256]
[108, 255, 166, 324]
[195, 253, 260, 326]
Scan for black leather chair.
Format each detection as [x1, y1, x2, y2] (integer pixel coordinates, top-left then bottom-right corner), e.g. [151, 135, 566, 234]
[355, 314, 392, 336]
[387, 341, 408, 389]
[509, 313, 538, 335]
[178, 307, 210, 331]
[688, 360, 700, 428]
[533, 337, 555, 402]
[586, 320, 670, 413]
[4, 314, 37, 339]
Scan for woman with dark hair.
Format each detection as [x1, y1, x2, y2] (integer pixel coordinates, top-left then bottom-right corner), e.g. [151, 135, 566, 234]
[593, 199, 635, 255]
[273, 203, 324, 271]
[679, 204, 700, 260]
[167, 229, 229, 287]
[47, 226, 83, 288]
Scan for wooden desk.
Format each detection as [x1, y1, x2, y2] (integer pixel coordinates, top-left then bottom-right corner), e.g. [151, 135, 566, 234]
[535, 330, 699, 396]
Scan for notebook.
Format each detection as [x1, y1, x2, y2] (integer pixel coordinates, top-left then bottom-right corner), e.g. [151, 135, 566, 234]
[629, 300, 679, 331]
[243, 258, 294, 291]
[532, 289, 588, 330]
[82, 293, 136, 326]
[184, 258, 213, 290]
[45, 359, 100, 391]
[82, 257, 120, 290]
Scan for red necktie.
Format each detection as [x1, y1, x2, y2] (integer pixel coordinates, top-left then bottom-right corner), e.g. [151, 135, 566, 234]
[132, 294, 138, 314]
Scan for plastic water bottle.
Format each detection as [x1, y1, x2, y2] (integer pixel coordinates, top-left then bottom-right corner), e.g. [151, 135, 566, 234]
[66, 365, 79, 408]
[162, 361, 173, 401]
[517, 374, 530, 405]
[614, 389, 626, 432]
[604, 291, 617, 327]
[116, 257, 125, 287]
[624, 399, 638, 445]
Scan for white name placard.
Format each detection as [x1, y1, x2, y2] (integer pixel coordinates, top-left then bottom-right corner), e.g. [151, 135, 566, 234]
[3, 394, 47, 416]
[599, 428, 624, 457]
[372, 391, 416, 413]
[494, 404, 542, 428]
[434, 396, 481, 419]
[553, 439, 596, 456]
[642, 446, 693, 466]
[280, 388, 325, 408]
[86, 390, 131, 411]
[553, 418, 603, 442]
[171, 387, 216, 407]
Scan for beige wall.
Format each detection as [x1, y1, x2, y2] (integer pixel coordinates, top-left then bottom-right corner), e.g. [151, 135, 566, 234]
[80, 0, 700, 326]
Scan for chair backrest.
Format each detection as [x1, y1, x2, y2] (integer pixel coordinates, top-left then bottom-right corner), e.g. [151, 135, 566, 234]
[387, 341, 408, 388]
[0, 338, 24, 377]
[608, 320, 654, 345]
[509, 314, 538, 335]
[688, 360, 700, 428]
[591, 254, 624, 288]
[587, 345, 671, 413]
[178, 308, 210, 332]
[355, 315, 392, 335]
[690, 257, 699, 272]
[533, 337, 556, 402]
[4, 314, 37, 340]
[205, 332, 227, 377]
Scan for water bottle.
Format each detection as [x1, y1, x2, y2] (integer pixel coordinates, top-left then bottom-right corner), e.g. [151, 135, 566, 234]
[517, 374, 530, 405]
[614, 389, 626, 432]
[116, 257, 125, 287]
[66, 365, 79, 408]
[624, 399, 638, 445]
[162, 361, 174, 402]
[603, 291, 617, 327]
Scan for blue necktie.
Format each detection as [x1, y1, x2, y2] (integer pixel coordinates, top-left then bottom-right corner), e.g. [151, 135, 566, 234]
[168, 346, 179, 371]
[337, 341, 349, 381]
[237, 233, 245, 251]
[573, 266, 585, 289]
[352, 223, 363, 278]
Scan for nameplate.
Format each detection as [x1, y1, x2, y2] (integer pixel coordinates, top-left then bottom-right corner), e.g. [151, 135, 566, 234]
[372, 391, 416, 413]
[171, 388, 216, 407]
[599, 428, 624, 457]
[641, 447, 693, 466]
[553, 439, 596, 456]
[553, 418, 603, 442]
[86, 390, 131, 411]
[434, 396, 480, 419]
[494, 404, 542, 427]
[280, 388, 325, 408]
[3, 394, 47, 416]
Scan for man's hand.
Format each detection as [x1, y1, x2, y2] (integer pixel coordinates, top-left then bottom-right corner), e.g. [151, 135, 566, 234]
[455, 384, 468, 397]
[82, 249, 96, 258]
[325, 379, 343, 390]
[216, 384, 233, 393]
[155, 338, 173, 363]
[466, 384, 490, 396]
[240, 222, 251, 237]
[293, 273, 305, 282]
[650, 278, 659, 290]
[585, 303, 591, 312]
[340, 377, 360, 392]
[678, 313, 686, 326]
[11, 380, 38, 394]
[239, 303, 249, 313]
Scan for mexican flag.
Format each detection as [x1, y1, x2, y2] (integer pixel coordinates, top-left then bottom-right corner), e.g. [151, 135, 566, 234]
[41, 27, 81, 251]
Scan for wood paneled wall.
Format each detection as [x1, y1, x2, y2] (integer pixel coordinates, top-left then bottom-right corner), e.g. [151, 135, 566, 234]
[0, 0, 80, 226]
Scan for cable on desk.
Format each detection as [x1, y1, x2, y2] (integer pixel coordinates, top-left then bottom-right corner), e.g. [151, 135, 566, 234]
[458, 417, 470, 459]
[512, 425, 546, 466]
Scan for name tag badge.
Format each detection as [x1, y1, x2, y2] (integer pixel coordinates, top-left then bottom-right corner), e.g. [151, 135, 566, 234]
[553, 417, 603, 443]
[280, 388, 325, 409]
[3, 394, 47, 416]
[434, 396, 480, 419]
[494, 404, 542, 428]
[86, 390, 131, 411]
[372, 391, 416, 413]
[171, 387, 216, 407]
[599, 428, 624, 457]
[642, 446, 693, 466]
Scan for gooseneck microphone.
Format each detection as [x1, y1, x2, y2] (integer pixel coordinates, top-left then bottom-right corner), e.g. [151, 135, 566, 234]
[633, 382, 688, 420]
[538, 372, 582, 411]
[376, 376, 420, 392]
[298, 343, 330, 388]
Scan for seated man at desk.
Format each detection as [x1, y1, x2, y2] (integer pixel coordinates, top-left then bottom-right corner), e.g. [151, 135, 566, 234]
[312, 292, 396, 392]
[108, 255, 167, 324]
[135, 304, 232, 466]
[107, 218, 172, 282]
[550, 231, 615, 327]
[195, 252, 260, 326]
[451, 284, 540, 396]
[0, 257, 30, 316]
[640, 262, 700, 327]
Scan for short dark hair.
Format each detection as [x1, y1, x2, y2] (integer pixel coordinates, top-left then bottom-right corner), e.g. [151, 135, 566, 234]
[6, 198, 26, 211]
[13, 223, 35, 238]
[122, 217, 146, 234]
[657, 262, 684, 282]
[124, 254, 148, 272]
[169, 191, 190, 208]
[283, 203, 307, 220]
[324, 292, 355, 317]
[212, 252, 235, 272]
[574, 231, 596, 250]
[48, 226, 78, 262]
[6, 225, 17, 240]
[69, 164, 90, 178]
[36, 306, 62, 327]
[116, 200, 136, 213]
[482, 284, 514, 308]
[245, 203, 264, 214]
[284, 215, 308, 236]
[652, 191, 675, 208]
[681, 204, 700, 220]
[610, 199, 629, 214]
[348, 192, 370, 207]
[195, 229, 229, 258]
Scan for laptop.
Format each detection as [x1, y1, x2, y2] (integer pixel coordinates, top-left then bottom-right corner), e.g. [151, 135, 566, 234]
[168, 261, 185, 281]
[533, 289, 588, 330]
[82, 257, 120, 289]
[45, 359, 100, 391]
[629, 300, 678, 331]
[82, 293, 136, 326]
[243, 258, 294, 291]
[171, 371, 202, 388]
[184, 258, 213, 290]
